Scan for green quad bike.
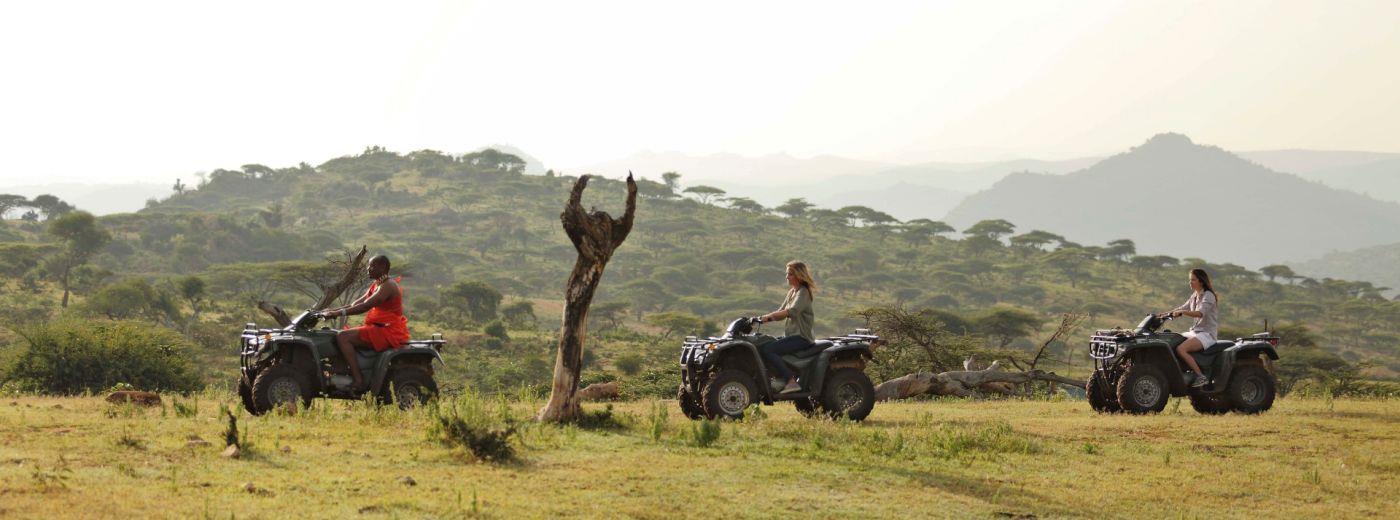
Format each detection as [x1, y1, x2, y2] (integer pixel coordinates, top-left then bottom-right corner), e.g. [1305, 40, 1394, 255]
[1087, 313, 1280, 415]
[677, 316, 880, 421]
[237, 310, 445, 415]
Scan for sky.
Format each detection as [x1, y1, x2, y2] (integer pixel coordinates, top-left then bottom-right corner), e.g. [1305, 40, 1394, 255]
[1, 0, 1398, 184]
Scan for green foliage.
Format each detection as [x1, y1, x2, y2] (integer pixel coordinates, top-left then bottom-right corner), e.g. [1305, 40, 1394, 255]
[689, 419, 721, 448]
[647, 401, 668, 442]
[441, 280, 502, 324]
[426, 394, 518, 463]
[613, 353, 643, 376]
[483, 320, 509, 341]
[2, 318, 202, 394]
[645, 311, 708, 339]
[80, 277, 180, 323]
[501, 300, 536, 329]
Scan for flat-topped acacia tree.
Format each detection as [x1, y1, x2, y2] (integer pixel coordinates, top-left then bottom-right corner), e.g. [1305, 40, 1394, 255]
[538, 173, 637, 422]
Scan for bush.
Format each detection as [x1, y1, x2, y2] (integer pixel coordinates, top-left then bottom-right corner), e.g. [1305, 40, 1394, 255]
[1, 318, 203, 394]
[614, 353, 644, 376]
[427, 394, 518, 463]
[483, 320, 509, 341]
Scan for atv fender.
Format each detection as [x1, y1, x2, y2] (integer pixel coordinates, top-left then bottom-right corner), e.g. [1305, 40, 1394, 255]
[369, 347, 445, 395]
[264, 339, 325, 389]
[1118, 341, 1188, 396]
[1206, 342, 1278, 392]
[810, 343, 874, 396]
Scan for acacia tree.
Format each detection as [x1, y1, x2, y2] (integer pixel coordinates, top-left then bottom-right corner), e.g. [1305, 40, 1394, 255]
[539, 173, 637, 422]
[682, 185, 725, 204]
[775, 198, 814, 218]
[46, 211, 110, 307]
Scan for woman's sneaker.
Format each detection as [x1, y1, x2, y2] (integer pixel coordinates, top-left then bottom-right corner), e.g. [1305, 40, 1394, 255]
[780, 379, 802, 394]
[1191, 374, 1209, 388]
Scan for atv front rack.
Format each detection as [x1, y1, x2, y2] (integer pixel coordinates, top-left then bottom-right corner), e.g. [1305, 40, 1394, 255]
[1089, 329, 1130, 360]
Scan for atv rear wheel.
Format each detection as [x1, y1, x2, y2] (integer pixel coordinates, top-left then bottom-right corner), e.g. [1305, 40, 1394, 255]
[701, 369, 757, 420]
[677, 384, 705, 419]
[251, 364, 313, 414]
[1086, 371, 1121, 413]
[1189, 392, 1231, 415]
[1225, 364, 1275, 414]
[1115, 361, 1169, 414]
[820, 368, 876, 421]
[384, 366, 437, 410]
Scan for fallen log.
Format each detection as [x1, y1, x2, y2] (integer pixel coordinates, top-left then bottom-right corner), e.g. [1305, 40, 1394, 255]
[875, 359, 1084, 401]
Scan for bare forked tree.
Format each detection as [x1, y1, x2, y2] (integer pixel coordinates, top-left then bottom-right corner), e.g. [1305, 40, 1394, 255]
[538, 173, 638, 422]
[256, 246, 369, 326]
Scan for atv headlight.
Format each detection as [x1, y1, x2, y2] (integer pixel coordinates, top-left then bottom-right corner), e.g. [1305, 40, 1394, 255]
[705, 343, 716, 351]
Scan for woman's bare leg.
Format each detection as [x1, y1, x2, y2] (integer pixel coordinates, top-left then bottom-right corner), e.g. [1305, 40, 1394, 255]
[1176, 337, 1205, 375]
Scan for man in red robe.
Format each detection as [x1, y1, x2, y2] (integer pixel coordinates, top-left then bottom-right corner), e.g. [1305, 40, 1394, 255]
[316, 255, 408, 391]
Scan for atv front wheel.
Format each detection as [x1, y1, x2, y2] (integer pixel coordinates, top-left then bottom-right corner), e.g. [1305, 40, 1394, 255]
[237, 375, 258, 415]
[383, 366, 438, 410]
[1115, 361, 1169, 414]
[251, 364, 313, 414]
[1189, 393, 1231, 415]
[793, 397, 820, 417]
[820, 368, 876, 421]
[1225, 364, 1275, 414]
[701, 369, 757, 420]
[677, 384, 705, 419]
[1086, 371, 1121, 413]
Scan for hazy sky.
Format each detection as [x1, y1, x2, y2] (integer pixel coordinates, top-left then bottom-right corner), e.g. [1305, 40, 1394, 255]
[2, 0, 1397, 184]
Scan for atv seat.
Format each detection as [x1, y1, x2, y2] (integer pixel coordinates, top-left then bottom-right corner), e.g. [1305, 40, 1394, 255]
[1204, 341, 1234, 354]
[788, 340, 832, 359]
[1189, 341, 1234, 379]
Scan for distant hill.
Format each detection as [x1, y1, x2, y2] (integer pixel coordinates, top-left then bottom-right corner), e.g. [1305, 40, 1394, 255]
[943, 134, 1400, 267]
[1242, 150, 1400, 203]
[0, 182, 169, 215]
[1291, 242, 1400, 296]
[578, 151, 1099, 219]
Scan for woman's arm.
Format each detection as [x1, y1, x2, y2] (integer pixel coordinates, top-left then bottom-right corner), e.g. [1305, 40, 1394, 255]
[760, 309, 790, 323]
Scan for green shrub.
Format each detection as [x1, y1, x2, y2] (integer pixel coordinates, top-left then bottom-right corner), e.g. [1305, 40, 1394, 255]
[427, 393, 518, 463]
[690, 419, 721, 448]
[614, 353, 643, 376]
[1, 318, 202, 394]
[483, 320, 509, 341]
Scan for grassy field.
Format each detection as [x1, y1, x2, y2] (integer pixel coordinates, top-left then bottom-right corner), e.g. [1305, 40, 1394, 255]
[1, 393, 1396, 519]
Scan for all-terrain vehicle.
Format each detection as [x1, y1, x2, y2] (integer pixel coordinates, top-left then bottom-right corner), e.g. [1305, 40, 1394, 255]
[236, 310, 445, 415]
[1086, 313, 1279, 414]
[677, 316, 880, 421]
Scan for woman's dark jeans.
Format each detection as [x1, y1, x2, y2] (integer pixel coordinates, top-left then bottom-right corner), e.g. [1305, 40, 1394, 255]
[761, 335, 813, 381]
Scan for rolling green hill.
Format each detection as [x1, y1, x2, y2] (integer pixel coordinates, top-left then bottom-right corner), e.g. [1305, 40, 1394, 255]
[2, 145, 1398, 382]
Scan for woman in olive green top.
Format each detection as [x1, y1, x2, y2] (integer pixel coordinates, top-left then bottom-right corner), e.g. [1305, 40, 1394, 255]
[757, 261, 817, 394]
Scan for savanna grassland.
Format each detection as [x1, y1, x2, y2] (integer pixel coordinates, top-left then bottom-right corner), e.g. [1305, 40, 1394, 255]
[2, 394, 1395, 519]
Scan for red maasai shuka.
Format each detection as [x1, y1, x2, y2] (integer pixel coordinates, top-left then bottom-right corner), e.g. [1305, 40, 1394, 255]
[354, 278, 409, 351]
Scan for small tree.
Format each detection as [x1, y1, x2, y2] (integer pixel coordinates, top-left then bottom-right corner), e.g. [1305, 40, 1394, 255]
[774, 198, 815, 218]
[725, 197, 767, 214]
[0, 194, 27, 219]
[972, 308, 1043, 348]
[501, 300, 537, 329]
[661, 172, 682, 193]
[683, 185, 726, 204]
[963, 219, 1016, 241]
[46, 211, 111, 307]
[1260, 264, 1296, 283]
[176, 275, 206, 334]
[591, 301, 630, 329]
[646, 311, 706, 339]
[441, 280, 503, 324]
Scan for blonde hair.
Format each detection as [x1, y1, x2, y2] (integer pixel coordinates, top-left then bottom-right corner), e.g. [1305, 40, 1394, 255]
[786, 260, 818, 293]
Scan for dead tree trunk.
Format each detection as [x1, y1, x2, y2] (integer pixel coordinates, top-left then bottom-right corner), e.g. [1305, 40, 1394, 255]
[256, 245, 368, 327]
[538, 174, 637, 422]
[874, 357, 1084, 401]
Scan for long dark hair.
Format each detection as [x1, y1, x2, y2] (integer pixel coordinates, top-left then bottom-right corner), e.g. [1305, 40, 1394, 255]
[1191, 268, 1216, 300]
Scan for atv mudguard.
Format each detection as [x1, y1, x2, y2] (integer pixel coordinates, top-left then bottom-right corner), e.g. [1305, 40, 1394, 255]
[1114, 340, 1189, 395]
[807, 343, 874, 396]
[367, 346, 444, 395]
[261, 338, 326, 389]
